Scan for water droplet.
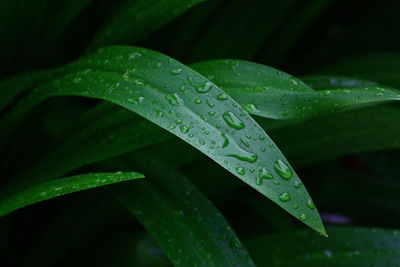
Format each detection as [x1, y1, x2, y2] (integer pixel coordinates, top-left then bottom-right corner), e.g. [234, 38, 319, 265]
[156, 111, 164, 118]
[222, 111, 245, 130]
[180, 125, 189, 134]
[256, 168, 274, 185]
[175, 119, 182, 124]
[217, 93, 228, 100]
[278, 192, 290, 202]
[129, 52, 141, 59]
[127, 96, 144, 104]
[274, 159, 292, 179]
[133, 78, 145, 86]
[293, 203, 298, 209]
[165, 93, 184, 106]
[222, 133, 258, 163]
[236, 167, 245, 176]
[306, 199, 315, 209]
[293, 180, 302, 188]
[244, 103, 258, 113]
[170, 68, 183, 75]
[73, 77, 82, 84]
[299, 213, 307, 221]
[206, 99, 215, 108]
[188, 78, 213, 93]
[208, 111, 215, 116]
[194, 99, 202, 104]
[259, 135, 265, 140]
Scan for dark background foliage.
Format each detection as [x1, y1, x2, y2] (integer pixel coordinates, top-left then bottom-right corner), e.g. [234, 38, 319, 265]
[1, 0, 400, 266]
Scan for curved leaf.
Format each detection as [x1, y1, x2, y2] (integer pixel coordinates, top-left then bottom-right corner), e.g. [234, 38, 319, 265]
[86, 0, 206, 51]
[1, 46, 325, 234]
[245, 227, 400, 266]
[0, 171, 143, 216]
[192, 60, 400, 120]
[115, 157, 255, 267]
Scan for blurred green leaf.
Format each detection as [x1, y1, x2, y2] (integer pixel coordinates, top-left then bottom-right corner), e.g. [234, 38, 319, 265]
[86, 0, 206, 51]
[115, 157, 255, 267]
[245, 227, 400, 266]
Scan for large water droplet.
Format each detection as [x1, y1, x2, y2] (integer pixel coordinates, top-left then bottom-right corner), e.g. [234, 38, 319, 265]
[165, 93, 184, 106]
[278, 192, 290, 202]
[222, 111, 245, 130]
[222, 133, 258, 163]
[274, 159, 292, 179]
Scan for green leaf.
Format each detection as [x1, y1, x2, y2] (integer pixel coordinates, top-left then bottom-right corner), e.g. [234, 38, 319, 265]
[1, 46, 325, 234]
[245, 227, 400, 266]
[0, 171, 143, 216]
[192, 60, 400, 120]
[265, 104, 400, 167]
[114, 157, 255, 267]
[86, 0, 206, 51]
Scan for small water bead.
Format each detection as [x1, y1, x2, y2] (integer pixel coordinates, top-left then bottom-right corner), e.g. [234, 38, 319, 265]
[188, 133, 194, 138]
[175, 119, 182, 124]
[73, 77, 82, 84]
[208, 111, 215, 116]
[180, 125, 189, 133]
[165, 93, 184, 106]
[199, 140, 205, 145]
[278, 192, 291, 202]
[206, 99, 215, 108]
[194, 99, 202, 104]
[306, 199, 315, 209]
[169, 125, 176, 130]
[274, 159, 292, 179]
[126, 96, 144, 104]
[259, 135, 265, 140]
[155, 62, 162, 68]
[299, 213, 307, 221]
[244, 103, 258, 113]
[235, 167, 245, 176]
[293, 203, 298, 209]
[293, 180, 302, 188]
[249, 168, 255, 173]
[274, 181, 280, 185]
[222, 111, 245, 130]
[256, 168, 274, 185]
[217, 93, 228, 100]
[188, 78, 213, 93]
[129, 52, 142, 59]
[133, 78, 145, 86]
[170, 68, 183, 75]
[156, 111, 164, 118]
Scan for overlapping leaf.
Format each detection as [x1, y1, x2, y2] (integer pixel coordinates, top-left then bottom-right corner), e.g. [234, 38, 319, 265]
[0, 46, 326, 234]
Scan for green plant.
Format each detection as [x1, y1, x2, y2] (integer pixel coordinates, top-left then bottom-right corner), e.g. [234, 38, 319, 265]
[1, 0, 400, 266]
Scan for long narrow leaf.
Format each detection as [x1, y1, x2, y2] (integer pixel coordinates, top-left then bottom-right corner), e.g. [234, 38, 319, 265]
[1, 46, 326, 234]
[115, 157, 255, 267]
[0, 171, 143, 216]
[245, 227, 400, 266]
